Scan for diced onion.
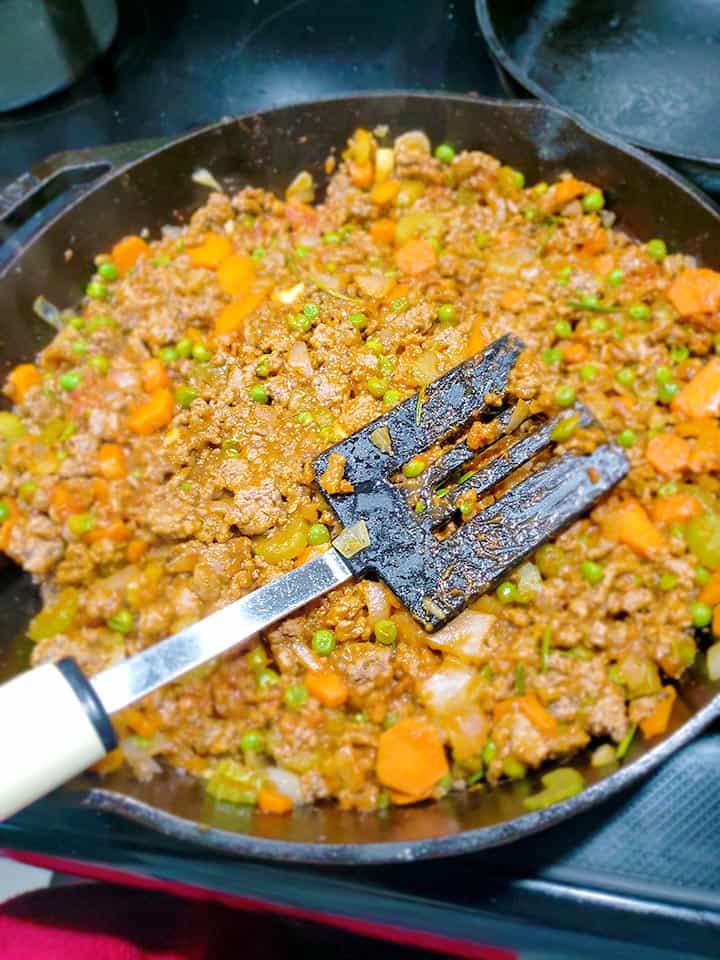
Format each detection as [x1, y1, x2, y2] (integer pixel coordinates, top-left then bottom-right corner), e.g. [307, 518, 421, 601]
[334, 521, 370, 558]
[426, 610, 496, 663]
[420, 661, 474, 713]
[33, 296, 62, 330]
[122, 736, 162, 782]
[355, 273, 394, 299]
[374, 147, 395, 183]
[264, 766, 303, 805]
[369, 426, 393, 454]
[515, 562, 542, 603]
[707, 642, 720, 681]
[591, 744, 617, 767]
[192, 168, 224, 192]
[288, 341, 313, 377]
[286, 170, 315, 204]
[412, 349, 439, 387]
[273, 281, 305, 305]
[394, 130, 431, 156]
[506, 399, 531, 433]
[365, 581, 390, 625]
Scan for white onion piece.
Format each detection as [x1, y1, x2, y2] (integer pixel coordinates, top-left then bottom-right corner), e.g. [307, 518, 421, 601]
[292, 639, 321, 673]
[708, 642, 720, 681]
[591, 744, 617, 767]
[273, 281, 305, 305]
[192, 167, 223, 191]
[355, 273, 394, 299]
[122, 737, 162, 782]
[426, 611, 496, 663]
[33, 296, 62, 330]
[420, 661, 474, 713]
[264, 766, 303, 805]
[288, 341, 313, 377]
[365, 581, 390, 625]
[374, 147, 395, 183]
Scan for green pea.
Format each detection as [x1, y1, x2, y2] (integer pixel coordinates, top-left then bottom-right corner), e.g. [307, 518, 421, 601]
[617, 429, 637, 448]
[582, 190, 605, 212]
[312, 628, 336, 655]
[550, 413, 579, 442]
[434, 143, 455, 164]
[658, 382, 679, 404]
[192, 343, 211, 362]
[296, 410, 313, 426]
[18, 481, 37, 503]
[240, 729, 265, 753]
[414, 499, 426, 513]
[98, 262, 118, 281]
[580, 364, 597, 381]
[284, 683, 308, 710]
[85, 314, 115, 332]
[402, 457, 425, 478]
[89, 355, 109, 375]
[256, 668, 279, 690]
[554, 384, 576, 407]
[475, 232, 490, 250]
[307, 523, 330, 546]
[670, 346, 689, 364]
[378, 355, 394, 376]
[59, 371, 82, 391]
[497, 581, 517, 604]
[247, 646, 268, 672]
[646, 238, 667, 261]
[366, 339, 384, 355]
[323, 232, 340, 245]
[658, 572, 677, 591]
[695, 566, 711, 586]
[615, 367, 635, 388]
[437, 303, 457, 325]
[383, 389, 401, 406]
[557, 265, 572, 286]
[607, 268, 624, 287]
[249, 384, 269, 404]
[581, 560, 604, 584]
[553, 319, 573, 339]
[295, 245, 309, 257]
[86, 280, 108, 300]
[107, 608, 134, 633]
[502, 757, 527, 780]
[175, 385, 198, 408]
[152, 256, 171, 267]
[0, 502, 10, 522]
[390, 296, 409, 312]
[288, 313, 312, 333]
[176, 338, 193, 358]
[374, 619, 397, 646]
[590, 316, 609, 332]
[68, 512, 96, 536]
[691, 602, 713, 628]
[251, 247, 266, 258]
[655, 365, 673, 384]
[658, 481, 679, 497]
[159, 346, 178, 364]
[367, 376, 389, 399]
[71, 339, 89, 356]
[68, 316, 85, 329]
[255, 355, 271, 378]
[628, 303, 651, 321]
[543, 347, 563, 365]
[303, 302, 319, 319]
[350, 312, 367, 330]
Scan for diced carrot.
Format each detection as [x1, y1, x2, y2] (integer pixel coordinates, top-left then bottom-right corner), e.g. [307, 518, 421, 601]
[170, 753, 209, 774]
[376, 717, 449, 797]
[216, 254, 256, 297]
[126, 538, 149, 563]
[258, 783, 294, 814]
[639, 687, 676, 739]
[396, 239, 437, 276]
[187, 233, 232, 269]
[7, 364, 41, 403]
[465, 316, 486, 359]
[127, 387, 174, 435]
[672, 358, 720, 418]
[111, 236, 150, 275]
[90, 477, 109, 502]
[699, 569, 720, 606]
[87, 520, 131, 544]
[600, 499, 665, 556]
[499, 287, 527, 311]
[50, 484, 82, 520]
[123, 705, 160, 739]
[581, 228, 608, 256]
[97, 443, 127, 480]
[561, 341, 588, 364]
[183, 327, 205, 344]
[668, 268, 720, 316]
[370, 218, 396, 246]
[305, 669, 348, 708]
[593, 254, 615, 276]
[493, 695, 557, 736]
[652, 493, 703, 526]
[645, 433, 690, 476]
[389, 788, 433, 805]
[492, 699, 514, 722]
[348, 161, 374, 189]
[540, 176, 591, 212]
[0, 497, 18, 552]
[92, 747, 124, 775]
[370, 179, 400, 205]
[140, 357, 170, 392]
[215, 287, 269, 335]
[293, 544, 330, 568]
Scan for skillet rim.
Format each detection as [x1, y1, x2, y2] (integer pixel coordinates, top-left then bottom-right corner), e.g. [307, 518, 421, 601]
[4, 91, 720, 863]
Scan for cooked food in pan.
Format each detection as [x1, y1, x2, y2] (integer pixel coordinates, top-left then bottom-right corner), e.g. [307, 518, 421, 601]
[3, 127, 720, 813]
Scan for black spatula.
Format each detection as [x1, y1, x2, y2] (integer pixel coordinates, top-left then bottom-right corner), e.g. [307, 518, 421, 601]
[0, 335, 628, 820]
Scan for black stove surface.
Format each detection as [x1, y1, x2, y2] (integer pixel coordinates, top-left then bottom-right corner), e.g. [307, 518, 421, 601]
[0, 0, 501, 189]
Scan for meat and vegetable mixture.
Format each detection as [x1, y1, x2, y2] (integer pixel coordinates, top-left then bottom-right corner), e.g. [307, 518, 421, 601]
[4, 127, 720, 814]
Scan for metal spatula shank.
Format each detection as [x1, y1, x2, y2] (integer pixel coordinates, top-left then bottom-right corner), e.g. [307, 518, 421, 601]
[0, 336, 628, 820]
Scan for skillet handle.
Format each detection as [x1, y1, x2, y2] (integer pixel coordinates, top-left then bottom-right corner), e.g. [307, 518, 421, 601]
[0, 136, 169, 229]
[0, 658, 116, 821]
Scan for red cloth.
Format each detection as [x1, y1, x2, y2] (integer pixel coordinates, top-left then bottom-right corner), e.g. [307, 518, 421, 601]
[0, 885, 247, 959]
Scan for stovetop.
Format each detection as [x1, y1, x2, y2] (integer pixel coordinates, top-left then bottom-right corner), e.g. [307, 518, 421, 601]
[2, 3, 719, 957]
[0, 0, 501, 190]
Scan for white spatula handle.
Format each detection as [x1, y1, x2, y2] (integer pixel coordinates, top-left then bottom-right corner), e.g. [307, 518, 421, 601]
[0, 658, 115, 820]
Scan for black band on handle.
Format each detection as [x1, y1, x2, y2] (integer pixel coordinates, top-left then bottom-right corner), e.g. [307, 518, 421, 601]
[56, 658, 117, 752]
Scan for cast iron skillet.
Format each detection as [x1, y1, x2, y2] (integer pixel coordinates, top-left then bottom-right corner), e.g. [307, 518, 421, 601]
[476, 0, 720, 194]
[1, 93, 720, 864]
